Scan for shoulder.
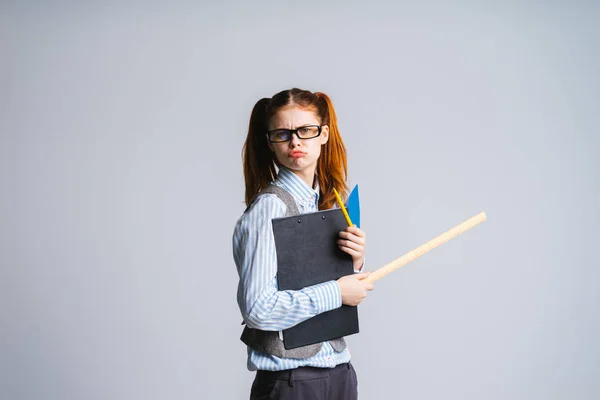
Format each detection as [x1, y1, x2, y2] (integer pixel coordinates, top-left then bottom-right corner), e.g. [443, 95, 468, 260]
[233, 194, 288, 235]
[246, 193, 288, 217]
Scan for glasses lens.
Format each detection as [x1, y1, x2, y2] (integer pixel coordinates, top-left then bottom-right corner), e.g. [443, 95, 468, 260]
[297, 126, 320, 139]
[268, 130, 291, 143]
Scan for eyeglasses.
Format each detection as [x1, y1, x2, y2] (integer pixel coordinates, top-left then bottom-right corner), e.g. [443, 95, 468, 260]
[266, 125, 322, 143]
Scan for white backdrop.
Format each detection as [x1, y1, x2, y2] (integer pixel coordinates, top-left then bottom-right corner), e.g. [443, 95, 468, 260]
[2, 1, 599, 399]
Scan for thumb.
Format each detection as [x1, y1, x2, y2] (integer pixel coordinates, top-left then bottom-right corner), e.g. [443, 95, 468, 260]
[355, 271, 370, 280]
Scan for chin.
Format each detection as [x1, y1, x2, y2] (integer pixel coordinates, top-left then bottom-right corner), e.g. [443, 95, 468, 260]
[291, 158, 312, 168]
[285, 163, 304, 171]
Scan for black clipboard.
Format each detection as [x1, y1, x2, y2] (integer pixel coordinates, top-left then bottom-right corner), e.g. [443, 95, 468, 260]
[272, 208, 359, 349]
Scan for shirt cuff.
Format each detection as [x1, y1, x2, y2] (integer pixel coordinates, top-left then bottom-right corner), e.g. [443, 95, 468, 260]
[307, 280, 342, 313]
[354, 258, 365, 273]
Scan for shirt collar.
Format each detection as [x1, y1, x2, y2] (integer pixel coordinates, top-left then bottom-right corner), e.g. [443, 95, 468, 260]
[275, 166, 320, 207]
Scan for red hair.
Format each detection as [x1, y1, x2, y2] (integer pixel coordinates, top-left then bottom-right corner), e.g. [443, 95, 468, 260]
[242, 88, 348, 210]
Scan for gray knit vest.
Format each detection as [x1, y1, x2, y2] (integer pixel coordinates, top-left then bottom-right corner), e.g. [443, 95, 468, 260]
[240, 184, 347, 359]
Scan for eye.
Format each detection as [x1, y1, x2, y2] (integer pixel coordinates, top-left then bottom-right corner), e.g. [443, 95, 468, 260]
[277, 130, 291, 140]
[269, 130, 290, 142]
[298, 126, 318, 138]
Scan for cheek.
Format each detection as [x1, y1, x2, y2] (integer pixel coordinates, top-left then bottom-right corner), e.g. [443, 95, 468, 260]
[313, 142, 323, 157]
[315, 146, 322, 158]
[272, 145, 287, 161]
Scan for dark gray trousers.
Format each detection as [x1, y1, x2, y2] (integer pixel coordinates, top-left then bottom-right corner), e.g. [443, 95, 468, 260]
[249, 362, 358, 400]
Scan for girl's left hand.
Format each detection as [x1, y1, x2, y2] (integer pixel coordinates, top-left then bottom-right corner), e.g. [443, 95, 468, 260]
[338, 226, 366, 271]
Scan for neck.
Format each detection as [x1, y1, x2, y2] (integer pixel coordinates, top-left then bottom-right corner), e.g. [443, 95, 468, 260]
[291, 167, 317, 189]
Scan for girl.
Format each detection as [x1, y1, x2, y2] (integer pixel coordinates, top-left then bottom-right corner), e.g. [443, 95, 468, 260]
[233, 88, 374, 400]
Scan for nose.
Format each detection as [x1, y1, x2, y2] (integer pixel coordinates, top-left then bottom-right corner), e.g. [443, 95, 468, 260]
[288, 132, 302, 147]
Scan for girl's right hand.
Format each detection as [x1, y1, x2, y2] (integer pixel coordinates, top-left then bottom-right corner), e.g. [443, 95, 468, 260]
[337, 272, 374, 306]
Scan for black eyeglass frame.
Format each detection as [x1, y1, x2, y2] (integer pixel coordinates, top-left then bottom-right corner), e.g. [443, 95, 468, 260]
[266, 125, 323, 143]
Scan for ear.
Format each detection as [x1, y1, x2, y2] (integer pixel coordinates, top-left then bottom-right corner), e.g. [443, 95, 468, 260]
[320, 125, 329, 145]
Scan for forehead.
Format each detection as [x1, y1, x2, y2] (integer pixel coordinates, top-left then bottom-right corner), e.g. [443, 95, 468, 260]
[268, 106, 320, 129]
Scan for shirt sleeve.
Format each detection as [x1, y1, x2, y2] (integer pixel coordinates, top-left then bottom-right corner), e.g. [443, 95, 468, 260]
[233, 195, 342, 331]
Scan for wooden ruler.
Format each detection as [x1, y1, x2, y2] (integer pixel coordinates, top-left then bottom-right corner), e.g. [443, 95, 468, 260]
[363, 212, 487, 283]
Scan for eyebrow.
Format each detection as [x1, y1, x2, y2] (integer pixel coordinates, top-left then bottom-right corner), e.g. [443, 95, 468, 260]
[269, 124, 319, 131]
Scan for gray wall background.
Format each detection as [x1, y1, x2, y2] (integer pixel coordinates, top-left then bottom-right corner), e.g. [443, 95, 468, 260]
[2, 1, 598, 399]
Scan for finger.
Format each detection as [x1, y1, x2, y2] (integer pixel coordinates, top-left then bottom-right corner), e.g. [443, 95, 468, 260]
[364, 283, 374, 291]
[338, 232, 366, 246]
[338, 231, 360, 240]
[354, 271, 370, 279]
[347, 226, 365, 237]
[337, 239, 364, 252]
[339, 245, 362, 259]
[341, 226, 364, 237]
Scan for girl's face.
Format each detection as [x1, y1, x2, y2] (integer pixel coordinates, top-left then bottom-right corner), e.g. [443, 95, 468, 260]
[267, 107, 329, 180]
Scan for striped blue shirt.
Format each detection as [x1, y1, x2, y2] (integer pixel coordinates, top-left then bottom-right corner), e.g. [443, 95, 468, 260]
[232, 166, 352, 371]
